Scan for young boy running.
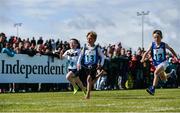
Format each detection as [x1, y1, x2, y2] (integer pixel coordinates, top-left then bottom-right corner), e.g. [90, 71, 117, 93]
[141, 30, 178, 95]
[76, 31, 105, 99]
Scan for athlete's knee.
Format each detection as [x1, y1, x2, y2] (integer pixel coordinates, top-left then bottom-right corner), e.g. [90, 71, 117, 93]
[154, 71, 159, 77]
[66, 75, 71, 80]
[154, 69, 163, 77]
[87, 75, 92, 83]
[66, 73, 73, 80]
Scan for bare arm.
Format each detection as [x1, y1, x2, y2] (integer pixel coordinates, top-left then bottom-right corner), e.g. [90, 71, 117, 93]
[77, 50, 83, 70]
[165, 43, 178, 60]
[59, 50, 67, 59]
[141, 44, 152, 63]
[98, 47, 105, 66]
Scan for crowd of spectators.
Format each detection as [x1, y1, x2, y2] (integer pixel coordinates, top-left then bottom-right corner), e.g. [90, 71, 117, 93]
[0, 32, 70, 58]
[96, 43, 180, 90]
[0, 32, 180, 92]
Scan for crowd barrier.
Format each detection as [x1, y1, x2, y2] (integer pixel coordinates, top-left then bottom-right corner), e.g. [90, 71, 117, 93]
[0, 53, 68, 83]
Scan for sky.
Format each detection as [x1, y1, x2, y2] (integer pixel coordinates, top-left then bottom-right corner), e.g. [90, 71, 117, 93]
[0, 0, 180, 54]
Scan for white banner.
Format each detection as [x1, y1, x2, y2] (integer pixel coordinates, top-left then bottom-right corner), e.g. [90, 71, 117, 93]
[0, 53, 68, 83]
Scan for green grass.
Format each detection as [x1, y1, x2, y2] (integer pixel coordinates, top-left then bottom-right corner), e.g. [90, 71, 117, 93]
[0, 89, 180, 112]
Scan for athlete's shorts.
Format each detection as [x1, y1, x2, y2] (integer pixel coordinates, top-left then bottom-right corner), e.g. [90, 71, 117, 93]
[68, 69, 78, 78]
[68, 69, 77, 73]
[156, 60, 169, 70]
[75, 65, 97, 80]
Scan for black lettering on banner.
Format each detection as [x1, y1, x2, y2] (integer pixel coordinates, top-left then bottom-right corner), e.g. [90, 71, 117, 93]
[38, 65, 43, 74]
[13, 60, 19, 74]
[25, 65, 32, 78]
[55, 66, 61, 74]
[0, 59, 67, 79]
[50, 66, 55, 74]
[1, 60, 5, 74]
[44, 62, 50, 74]
[32, 65, 37, 74]
[6, 64, 12, 74]
[20, 65, 25, 74]
[61, 65, 65, 74]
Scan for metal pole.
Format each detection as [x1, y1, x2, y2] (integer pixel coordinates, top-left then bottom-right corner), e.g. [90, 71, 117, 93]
[137, 11, 149, 49]
[14, 23, 22, 38]
[142, 14, 144, 49]
[17, 26, 19, 37]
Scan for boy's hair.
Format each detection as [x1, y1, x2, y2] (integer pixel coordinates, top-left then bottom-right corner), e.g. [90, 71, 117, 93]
[153, 30, 163, 39]
[86, 31, 97, 41]
[0, 32, 6, 38]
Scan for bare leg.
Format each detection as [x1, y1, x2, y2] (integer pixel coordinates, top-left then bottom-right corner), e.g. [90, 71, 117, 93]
[86, 75, 93, 99]
[38, 83, 41, 91]
[153, 66, 165, 87]
[9, 83, 12, 92]
[66, 71, 77, 87]
[74, 76, 86, 92]
[146, 65, 165, 95]
[66, 71, 79, 94]
[159, 71, 167, 81]
[12, 83, 15, 92]
[165, 69, 176, 78]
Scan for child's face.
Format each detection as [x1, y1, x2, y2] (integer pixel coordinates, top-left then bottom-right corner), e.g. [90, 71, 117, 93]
[0, 36, 4, 42]
[153, 33, 161, 44]
[69, 40, 77, 49]
[87, 35, 95, 46]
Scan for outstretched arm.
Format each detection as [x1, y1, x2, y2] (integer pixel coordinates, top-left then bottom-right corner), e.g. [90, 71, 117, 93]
[141, 44, 152, 63]
[165, 43, 178, 60]
[59, 50, 67, 59]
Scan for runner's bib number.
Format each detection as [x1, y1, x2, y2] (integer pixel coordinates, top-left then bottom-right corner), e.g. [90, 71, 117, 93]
[84, 50, 96, 64]
[153, 48, 165, 61]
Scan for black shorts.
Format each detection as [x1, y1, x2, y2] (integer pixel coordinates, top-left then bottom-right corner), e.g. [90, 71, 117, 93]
[68, 69, 77, 73]
[75, 65, 97, 80]
[68, 69, 79, 78]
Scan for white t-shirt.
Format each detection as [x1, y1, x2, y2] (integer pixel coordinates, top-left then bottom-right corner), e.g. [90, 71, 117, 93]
[63, 49, 81, 69]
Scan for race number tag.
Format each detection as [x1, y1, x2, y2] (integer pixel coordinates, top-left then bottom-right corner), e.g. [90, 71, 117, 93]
[153, 48, 164, 61]
[84, 50, 96, 64]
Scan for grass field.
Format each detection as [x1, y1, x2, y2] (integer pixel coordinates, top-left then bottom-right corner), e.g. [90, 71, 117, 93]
[0, 88, 180, 112]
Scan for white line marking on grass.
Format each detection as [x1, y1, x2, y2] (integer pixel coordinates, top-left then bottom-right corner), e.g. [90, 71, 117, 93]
[149, 107, 179, 112]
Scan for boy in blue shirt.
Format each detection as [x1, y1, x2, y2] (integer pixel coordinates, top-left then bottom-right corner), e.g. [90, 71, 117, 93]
[141, 30, 178, 95]
[76, 31, 105, 99]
